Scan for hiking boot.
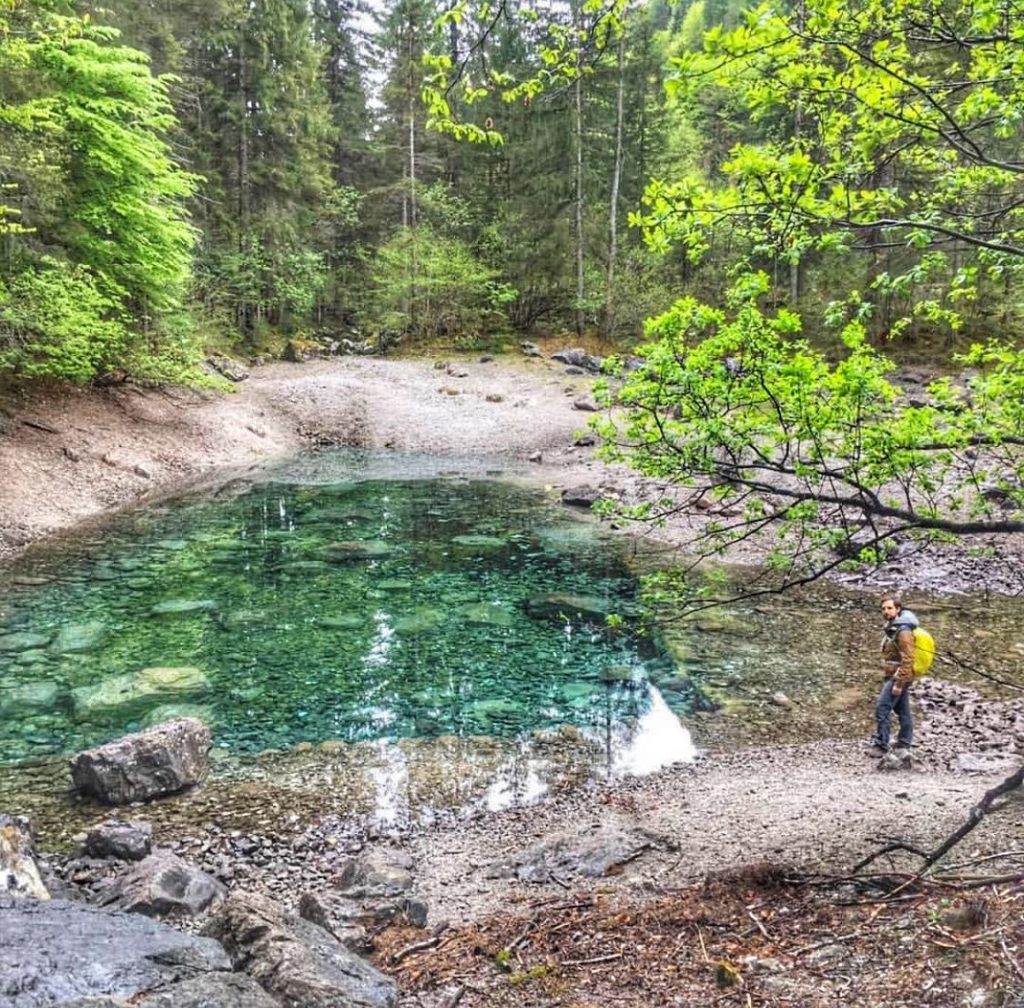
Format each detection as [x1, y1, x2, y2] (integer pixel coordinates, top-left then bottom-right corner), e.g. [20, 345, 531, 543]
[866, 738, 890, 755]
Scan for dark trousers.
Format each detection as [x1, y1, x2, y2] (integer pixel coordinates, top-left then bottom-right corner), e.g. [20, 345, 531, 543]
[875, 679, 913, 749]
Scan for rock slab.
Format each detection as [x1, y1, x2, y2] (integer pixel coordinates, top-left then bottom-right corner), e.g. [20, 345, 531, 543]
[0, 896, 230, 1007]
[69, 718, 211, 805]
[204, 890, 398, 1008]
[96, 851, 225, 917]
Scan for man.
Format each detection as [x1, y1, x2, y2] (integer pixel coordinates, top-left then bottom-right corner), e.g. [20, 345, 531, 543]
[871, 596, 916, 754]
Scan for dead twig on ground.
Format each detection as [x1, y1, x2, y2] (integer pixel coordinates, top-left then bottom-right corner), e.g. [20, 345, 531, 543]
[851, 764, 1024, 897]
[391, 932, 445, 965]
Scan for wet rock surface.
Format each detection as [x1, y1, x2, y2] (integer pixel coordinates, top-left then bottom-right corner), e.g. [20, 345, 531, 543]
[0, 896, 231, 1007]
[80, 818, 153, 861]
[69, 717, 211, 804]
[488, 823, 675, 883]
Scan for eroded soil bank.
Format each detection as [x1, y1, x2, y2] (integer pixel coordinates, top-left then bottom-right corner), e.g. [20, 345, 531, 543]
[2, 353, 1023, 1007]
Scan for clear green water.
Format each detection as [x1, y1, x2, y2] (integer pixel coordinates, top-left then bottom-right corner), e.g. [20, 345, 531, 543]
[0, 452, 696, 765]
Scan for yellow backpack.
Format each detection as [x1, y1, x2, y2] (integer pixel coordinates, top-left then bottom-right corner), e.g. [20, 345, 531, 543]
[912, 627, 936, 677]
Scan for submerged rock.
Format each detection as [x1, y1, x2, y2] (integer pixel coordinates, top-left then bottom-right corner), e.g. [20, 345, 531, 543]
[203, 891, 398, 1008]
[143, 702, 213, 729]
[149, 599, 218, 617]
[322, 540, 395, 562]
[525, 591, 616, 623]
[449, 534, 508, 553]
[70, 718, 211, 805]
[393, 608, 445, 635]
[0, 896, 230, 1007]
[50, 620, 109, 655]
[459, 601, 515, 627]
[0, 680, 64, 718]
[0, 631, 52, 653]
[317, 614, 365, 631]
[0, 814, 49, 900]
[71, 666, 209, 722]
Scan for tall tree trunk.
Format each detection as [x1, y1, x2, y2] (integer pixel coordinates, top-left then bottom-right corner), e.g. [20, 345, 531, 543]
[237, 31, 249, 234]
[237, 29, 250, 330]
[407, 28, 418, 332]
[574, 62, 585, 338]
[789, 0, 804, 305]
[603, 34, 626, 339]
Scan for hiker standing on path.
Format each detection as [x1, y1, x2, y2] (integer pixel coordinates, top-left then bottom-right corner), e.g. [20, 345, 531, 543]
[872, 596, 916, 754]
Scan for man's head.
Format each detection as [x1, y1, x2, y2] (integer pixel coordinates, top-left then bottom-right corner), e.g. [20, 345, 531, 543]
[880, 597, 902, 621]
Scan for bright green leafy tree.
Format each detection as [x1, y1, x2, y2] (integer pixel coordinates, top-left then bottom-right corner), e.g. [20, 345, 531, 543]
[0, 1, 199, 382]
[595, 272, 1024, 610]
[640, 0, 1024, 339]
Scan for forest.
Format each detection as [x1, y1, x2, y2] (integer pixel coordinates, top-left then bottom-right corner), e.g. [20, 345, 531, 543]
[2, 0, 1022, 387]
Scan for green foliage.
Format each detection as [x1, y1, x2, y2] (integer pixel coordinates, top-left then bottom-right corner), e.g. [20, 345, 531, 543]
[596, 273, 1024, 598]
[422, 0, 631, 142]
[0, 2, 199, 382]
[0, 259, 129, 382]
[640, 0, 1024, 338]
[365, 225, 514, 343]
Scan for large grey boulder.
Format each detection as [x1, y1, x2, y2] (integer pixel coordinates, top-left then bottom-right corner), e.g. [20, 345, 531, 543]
[333, 848, 414, 897]
[95, 851, 225, 918]
[298, 890, 428, 950]
[203, 891, 398, 1008]
[0, 896, 230, 1007]
[550, 347, 603, 372]
[0, 814, 49, 900]
[69, 718, 211, 805]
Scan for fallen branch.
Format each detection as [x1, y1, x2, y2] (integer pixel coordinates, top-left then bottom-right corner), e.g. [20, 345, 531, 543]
[922, 764, 1024, 870]
[21, 419, 60, 434]
[442, 985, 465, 1008]
[852, 841, 930, 873]
[852, 764, 1024, 887]
[391, 934, 443, 965]
[1001, 938, 1024, 985]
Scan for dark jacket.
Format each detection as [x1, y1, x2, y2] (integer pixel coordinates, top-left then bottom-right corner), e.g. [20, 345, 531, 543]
[882, 609, 917, 689]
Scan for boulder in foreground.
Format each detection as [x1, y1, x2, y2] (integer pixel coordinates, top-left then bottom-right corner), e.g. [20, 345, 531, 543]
[69, 718, 211, 805]
[0, 896, 230, 1007]
[204, 890, 398, 1008]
